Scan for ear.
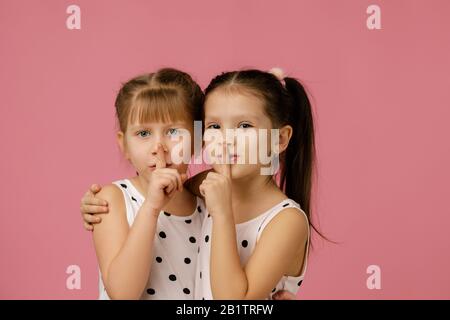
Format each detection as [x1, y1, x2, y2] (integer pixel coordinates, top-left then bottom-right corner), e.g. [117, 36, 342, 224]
[276, 125, 293, 154]
[116, 131, 129, 159]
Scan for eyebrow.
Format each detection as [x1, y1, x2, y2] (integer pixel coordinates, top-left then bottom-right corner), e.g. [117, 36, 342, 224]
[205, 114, 260, 122]
[130, 121, 188, 127]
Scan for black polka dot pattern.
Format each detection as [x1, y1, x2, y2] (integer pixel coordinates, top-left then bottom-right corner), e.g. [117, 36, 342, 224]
[115, 180, 204, 300]
[242, 240, 248, 248]
[208, 214, 211, 218]
[298, 280, 303, 286]
[272, 288, 276, 293]
[282, 203, 289, 207]
[205, 235, 209, 243]
[200, 271, 202, 279]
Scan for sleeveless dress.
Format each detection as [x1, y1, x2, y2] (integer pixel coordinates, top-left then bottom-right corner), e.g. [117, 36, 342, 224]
[194, 198, 310, 300]
[98, 179, 204, 300]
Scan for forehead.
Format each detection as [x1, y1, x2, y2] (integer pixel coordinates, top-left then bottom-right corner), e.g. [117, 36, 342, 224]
[204, 90, 267, 121]
[128, 119, 191, 129]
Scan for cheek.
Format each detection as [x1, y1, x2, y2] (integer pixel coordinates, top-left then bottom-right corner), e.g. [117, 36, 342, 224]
[267, 132, 273, 155]
[202, 137, 223, 163]
[167, 135, 193, 165]
[126, 141, 150, 163]
[203, 130, 223, 149]
[234, 132, 268, 164]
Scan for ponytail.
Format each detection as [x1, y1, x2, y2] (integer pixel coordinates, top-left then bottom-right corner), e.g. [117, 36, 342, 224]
[204, 69, 332, 245]
[282, 77, 314, 216]
[282, 77, 329, 243]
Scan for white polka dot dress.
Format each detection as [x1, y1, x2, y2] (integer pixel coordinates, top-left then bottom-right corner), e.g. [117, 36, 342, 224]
[194, 198, 310, 300]
[98, 179, 205, 300]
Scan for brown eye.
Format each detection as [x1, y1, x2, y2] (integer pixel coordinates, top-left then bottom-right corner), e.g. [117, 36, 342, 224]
[238, 123, 253, 129]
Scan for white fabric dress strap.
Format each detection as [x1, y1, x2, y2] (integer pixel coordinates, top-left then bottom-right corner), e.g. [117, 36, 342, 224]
[256, 199, 307, 243]
[255, 198, 311, 289]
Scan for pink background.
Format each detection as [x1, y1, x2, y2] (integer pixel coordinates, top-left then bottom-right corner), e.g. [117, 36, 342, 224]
[1, 0, 449, 299]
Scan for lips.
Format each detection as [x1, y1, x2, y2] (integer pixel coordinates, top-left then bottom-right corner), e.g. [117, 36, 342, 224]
[230, 155, 240, 163]
[214, 154, 240, 163]
[149, 163, 173, 169]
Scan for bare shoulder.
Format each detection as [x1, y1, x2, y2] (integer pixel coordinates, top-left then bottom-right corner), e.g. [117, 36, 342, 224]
[260, 207, 309, 247]
[96, 184, 123, 201]
[95, 184, 126, 217]
[277, 207, 308, 228]
[249, 206, 309, 281]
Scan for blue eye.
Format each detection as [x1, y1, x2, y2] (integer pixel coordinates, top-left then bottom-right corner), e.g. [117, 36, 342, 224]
[238, 123, 253, 129]
[207, 124, 220, 129]
[167, 128, 179, 136]
[138, 130, 151, 137]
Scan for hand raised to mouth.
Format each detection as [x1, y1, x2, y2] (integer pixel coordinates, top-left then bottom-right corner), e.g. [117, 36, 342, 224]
[155, 143, 167, 169]
[155, 143, 180, 196]
[199, 143, 233, 218]
[216, 144, 231, 179]
[145, 143, 187, 212]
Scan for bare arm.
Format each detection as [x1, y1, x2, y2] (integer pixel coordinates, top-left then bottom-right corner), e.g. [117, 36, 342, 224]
[210, 208, 308, 300]
[200, 154, 307, 300]
[92, 185, 159, 300]
[80, 184, 109, 231]
[92, 145, 185, 299]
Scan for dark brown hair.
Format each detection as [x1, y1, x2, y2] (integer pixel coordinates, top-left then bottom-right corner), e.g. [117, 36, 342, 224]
[204, 69, 328, 244]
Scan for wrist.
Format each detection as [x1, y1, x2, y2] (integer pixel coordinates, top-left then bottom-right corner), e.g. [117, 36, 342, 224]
[211, 207, 234, 223]
[142, 200, 161, 218]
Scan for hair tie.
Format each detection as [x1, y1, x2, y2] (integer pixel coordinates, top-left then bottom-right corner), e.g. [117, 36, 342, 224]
[268, 67, 286, 87]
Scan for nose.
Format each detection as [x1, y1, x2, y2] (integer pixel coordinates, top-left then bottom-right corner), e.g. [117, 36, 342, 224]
[218, 135, 235, 147]
[151, 141, 168, 155]
[218, 141, 234, 149]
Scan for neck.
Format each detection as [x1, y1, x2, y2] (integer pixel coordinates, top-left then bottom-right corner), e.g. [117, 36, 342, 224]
[230, 173, 276, 207]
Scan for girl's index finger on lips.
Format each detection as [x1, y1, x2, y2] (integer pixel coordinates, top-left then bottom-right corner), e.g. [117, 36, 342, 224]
[218, 143, 231, 178]
[155, 143, 166, 169]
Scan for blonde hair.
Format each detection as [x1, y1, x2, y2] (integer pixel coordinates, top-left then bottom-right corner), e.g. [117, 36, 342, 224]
[115, 68, 204, 132]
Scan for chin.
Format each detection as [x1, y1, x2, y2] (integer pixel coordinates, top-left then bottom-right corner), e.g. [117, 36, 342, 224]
[226, 164, 262, 180]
